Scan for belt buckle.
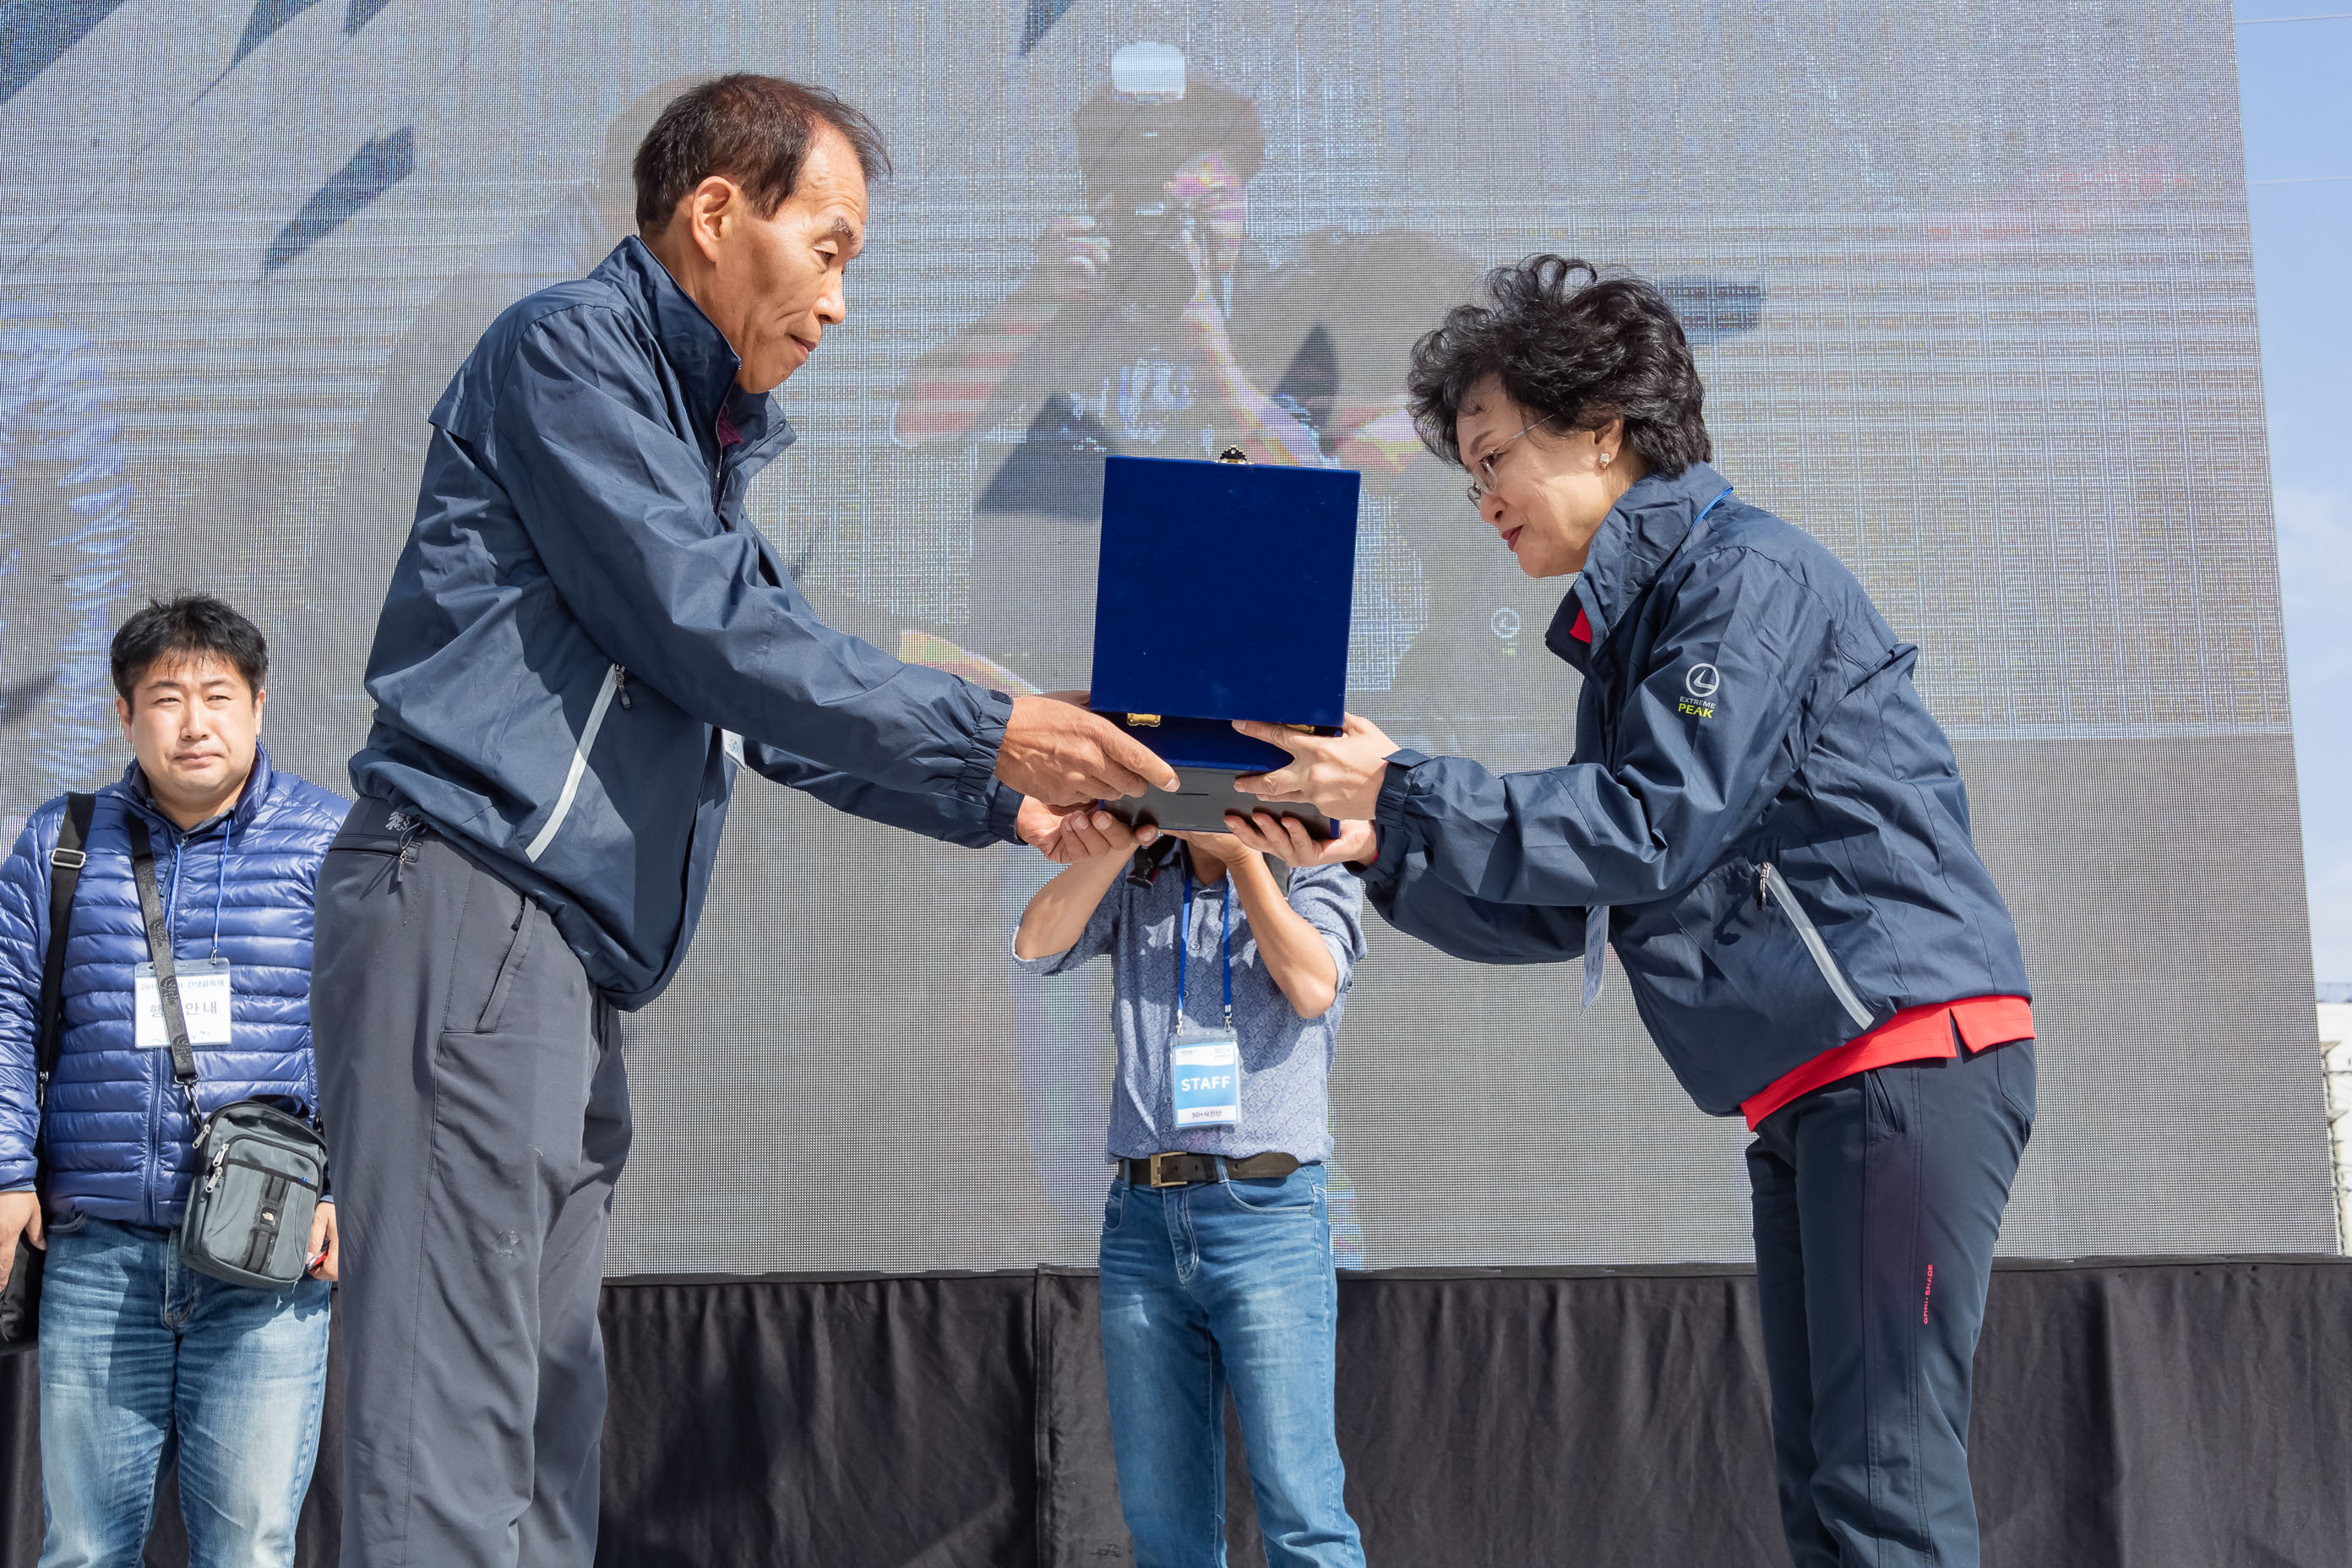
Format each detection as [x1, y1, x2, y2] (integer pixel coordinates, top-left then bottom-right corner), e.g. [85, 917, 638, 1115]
[1147, 1152, 1187, 1188]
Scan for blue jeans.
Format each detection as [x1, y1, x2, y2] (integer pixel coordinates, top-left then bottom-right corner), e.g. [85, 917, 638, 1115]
[36, 1216, 332, 1568]
[1098, 1165, 1364, 1568]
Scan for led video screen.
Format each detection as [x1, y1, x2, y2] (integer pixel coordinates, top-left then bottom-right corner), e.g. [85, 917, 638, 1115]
[0, 0, 2328, 1271]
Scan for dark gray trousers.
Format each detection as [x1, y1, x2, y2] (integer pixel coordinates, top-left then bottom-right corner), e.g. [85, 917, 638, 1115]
[312, 798, 631, 1568]
[1748, 1038, 2035, 1568]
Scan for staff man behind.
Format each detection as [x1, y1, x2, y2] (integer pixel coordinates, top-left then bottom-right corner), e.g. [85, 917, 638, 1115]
[313, 74, 1170, 1568]
[2, 595, 344, 1568]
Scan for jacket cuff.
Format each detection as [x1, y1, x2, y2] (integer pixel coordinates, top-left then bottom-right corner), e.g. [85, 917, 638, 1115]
[1357, 751, 1428, 888]
[988, 786, 1026, 846]
[956, 687, 1015, 804]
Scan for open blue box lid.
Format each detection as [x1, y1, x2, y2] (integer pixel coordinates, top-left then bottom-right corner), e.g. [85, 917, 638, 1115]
[1089, 454, 1360, 772]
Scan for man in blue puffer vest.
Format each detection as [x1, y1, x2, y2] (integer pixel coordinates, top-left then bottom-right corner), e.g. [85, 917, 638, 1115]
[0, 594, 348, 1568]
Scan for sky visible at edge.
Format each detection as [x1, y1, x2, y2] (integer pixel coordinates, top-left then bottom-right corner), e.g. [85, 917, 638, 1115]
[2237, 6, 2352, 990]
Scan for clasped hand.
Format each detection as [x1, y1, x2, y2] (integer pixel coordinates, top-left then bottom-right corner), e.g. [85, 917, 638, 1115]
[1213, 714, 1396, 868]
[996, 692, 1177, 809]
[1006, 702, 1395, 869]
[1229, 714, 1399, 820]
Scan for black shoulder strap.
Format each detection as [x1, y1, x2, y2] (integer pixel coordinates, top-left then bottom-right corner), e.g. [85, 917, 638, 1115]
[33, 793, 96, 1105]
[124, 814, 201, 1115]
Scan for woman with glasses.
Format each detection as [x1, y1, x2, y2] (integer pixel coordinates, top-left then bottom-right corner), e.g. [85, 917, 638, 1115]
[1227, 255, 2036, 1568]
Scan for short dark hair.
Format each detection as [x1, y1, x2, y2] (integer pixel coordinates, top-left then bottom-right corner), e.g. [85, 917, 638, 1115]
[110, 595, 269, 700]
[632, 74, 890, 231]
[1406, 255, 1712, 476]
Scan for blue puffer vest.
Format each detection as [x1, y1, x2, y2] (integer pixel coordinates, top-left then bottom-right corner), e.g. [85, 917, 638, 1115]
[0, 749, 348, 1224]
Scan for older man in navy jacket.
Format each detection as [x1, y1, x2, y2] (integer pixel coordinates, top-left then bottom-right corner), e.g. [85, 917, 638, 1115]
[312, 75, 1173, 1567]
[1, 595, 347, 1567]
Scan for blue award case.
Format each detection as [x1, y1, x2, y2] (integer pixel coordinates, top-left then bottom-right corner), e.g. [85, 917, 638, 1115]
[1089, 453, 1360, 835]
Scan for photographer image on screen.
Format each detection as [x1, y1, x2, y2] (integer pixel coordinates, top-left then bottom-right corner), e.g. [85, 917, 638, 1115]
[0, 5, 2342, 1564]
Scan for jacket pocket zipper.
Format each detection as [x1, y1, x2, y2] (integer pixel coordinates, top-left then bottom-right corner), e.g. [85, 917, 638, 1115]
[1756, 863, 1875, 1032]
[525, 663, 625, 863]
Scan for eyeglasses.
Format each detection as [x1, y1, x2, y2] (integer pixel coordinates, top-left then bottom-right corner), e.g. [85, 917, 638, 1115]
[1464, 417, 1552, 505]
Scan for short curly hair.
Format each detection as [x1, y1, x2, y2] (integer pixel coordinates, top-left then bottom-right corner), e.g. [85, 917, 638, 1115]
[1405, 255, 1712, 476]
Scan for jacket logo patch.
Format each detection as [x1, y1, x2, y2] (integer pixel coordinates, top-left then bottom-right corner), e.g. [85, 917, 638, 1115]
[1679, 662, 1719, 719]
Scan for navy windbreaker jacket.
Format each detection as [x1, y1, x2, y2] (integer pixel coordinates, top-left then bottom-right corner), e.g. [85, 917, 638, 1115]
[351, 238, 1021, 1009]
[1361, 462, 2030, 1116]
[0, 752, 347, 1222]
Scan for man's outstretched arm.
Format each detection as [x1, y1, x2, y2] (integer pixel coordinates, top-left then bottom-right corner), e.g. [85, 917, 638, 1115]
[482, 308, 1171, 806]
[747, 743, 1163, 865]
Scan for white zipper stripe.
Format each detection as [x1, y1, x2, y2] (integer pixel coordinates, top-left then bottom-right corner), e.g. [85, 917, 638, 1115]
[1761, 863, 1875, 1032]
[524, 663, 623, 863]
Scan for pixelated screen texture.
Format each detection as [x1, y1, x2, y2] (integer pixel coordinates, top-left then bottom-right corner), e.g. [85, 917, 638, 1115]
[0, 0, 2328, 1270]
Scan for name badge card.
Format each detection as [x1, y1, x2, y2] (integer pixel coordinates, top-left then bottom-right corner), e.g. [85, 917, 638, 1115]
[135, 957, 232, 1048]
[1172, 1033, 1241, 1127]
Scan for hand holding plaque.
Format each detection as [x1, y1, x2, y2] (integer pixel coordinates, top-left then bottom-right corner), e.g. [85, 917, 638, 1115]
[1231, 713, 1401, 823]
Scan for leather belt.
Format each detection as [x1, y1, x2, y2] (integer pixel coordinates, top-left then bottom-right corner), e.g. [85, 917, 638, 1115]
[1123, 1152, 1304, 1189]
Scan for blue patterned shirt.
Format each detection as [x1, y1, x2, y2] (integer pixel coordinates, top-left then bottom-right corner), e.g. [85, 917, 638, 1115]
[1013, 855, 1365, 1162]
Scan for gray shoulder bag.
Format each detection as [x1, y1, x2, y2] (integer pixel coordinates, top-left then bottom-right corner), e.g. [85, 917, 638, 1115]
[128, 814, 327, 1289]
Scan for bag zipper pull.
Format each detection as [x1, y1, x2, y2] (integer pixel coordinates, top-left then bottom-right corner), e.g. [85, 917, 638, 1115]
[612, 667, 632, 710]
[1756, 862, 1771, 912]
[204, 1144, 227, 1195]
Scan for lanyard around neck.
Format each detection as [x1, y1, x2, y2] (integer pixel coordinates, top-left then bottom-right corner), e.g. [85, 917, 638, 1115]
[1176, 860, 1234, 1032]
